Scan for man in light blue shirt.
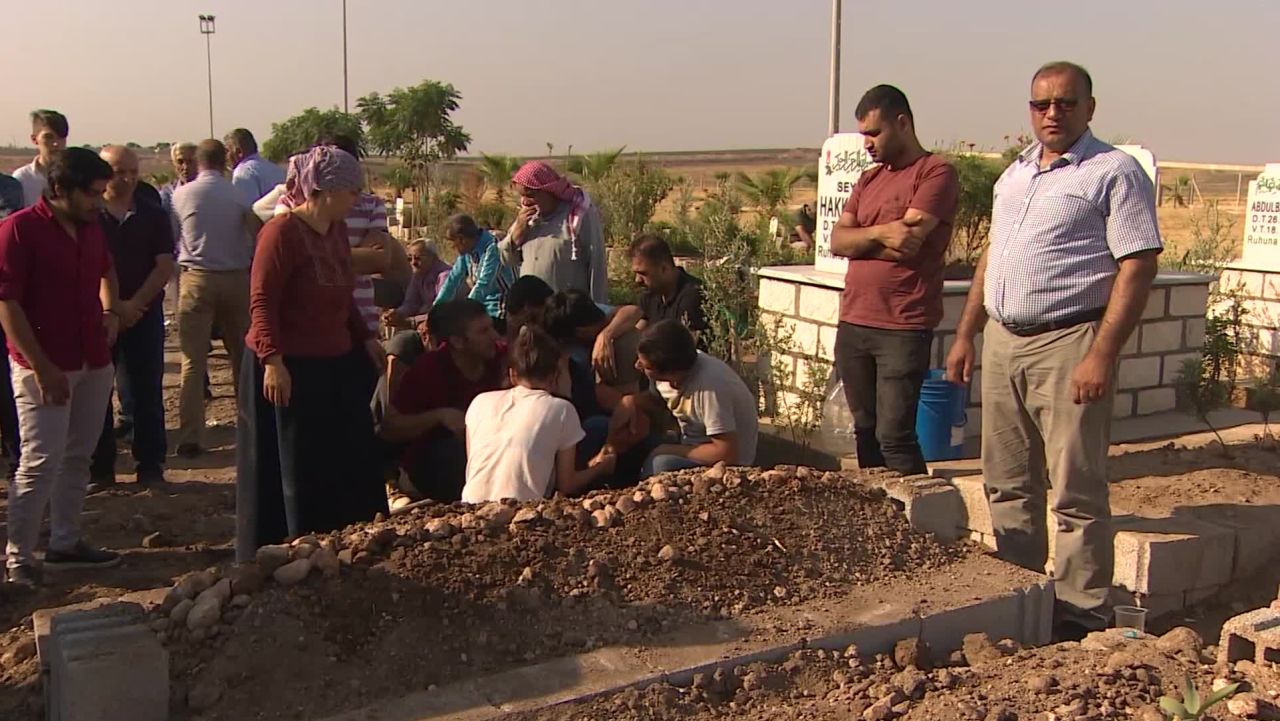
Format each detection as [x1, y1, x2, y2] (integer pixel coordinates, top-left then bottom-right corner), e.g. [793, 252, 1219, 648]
[225, 128, 285, 204]
[170, 139, 262, 459]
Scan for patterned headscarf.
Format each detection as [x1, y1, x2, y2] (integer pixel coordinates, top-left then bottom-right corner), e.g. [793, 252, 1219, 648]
[283, 146, 363, 207]
[510, 161, 593, 260]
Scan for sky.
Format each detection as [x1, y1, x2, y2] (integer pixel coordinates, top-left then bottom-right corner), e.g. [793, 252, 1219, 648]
[2, 0, 1276, 165]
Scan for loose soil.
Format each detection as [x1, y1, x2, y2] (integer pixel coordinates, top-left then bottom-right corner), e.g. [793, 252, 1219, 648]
[164, 467, 973, 721]
[514, 628, 1280, 721]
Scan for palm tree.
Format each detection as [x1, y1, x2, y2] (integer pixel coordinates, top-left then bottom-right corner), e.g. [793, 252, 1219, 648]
[734, 167, 806, 219]
[479, 153, 523, 203]
[566, 147, 627, 183]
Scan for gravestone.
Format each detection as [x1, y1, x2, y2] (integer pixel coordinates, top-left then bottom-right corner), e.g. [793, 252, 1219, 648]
[1116, 145, 1159, 199]
[1242, 164, 1280, 270]
[814, 134, 875, 274]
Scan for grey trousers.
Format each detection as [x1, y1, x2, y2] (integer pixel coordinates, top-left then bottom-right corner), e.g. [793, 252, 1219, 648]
[6, 363, 115, 569]
[981, 320, 1114, 616]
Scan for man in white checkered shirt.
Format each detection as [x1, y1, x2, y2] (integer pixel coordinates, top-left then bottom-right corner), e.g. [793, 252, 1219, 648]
[945, 61, 1162, 638]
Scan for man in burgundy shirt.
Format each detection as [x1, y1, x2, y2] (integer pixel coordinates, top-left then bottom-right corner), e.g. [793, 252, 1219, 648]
[382, 299, 505, 501]
[88, 146, 175, 489]
[0, 148, 125, 587]
[830, 85, 959, 476]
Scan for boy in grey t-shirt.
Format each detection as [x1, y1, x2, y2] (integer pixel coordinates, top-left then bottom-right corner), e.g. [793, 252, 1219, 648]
[621, 320, 758, 478]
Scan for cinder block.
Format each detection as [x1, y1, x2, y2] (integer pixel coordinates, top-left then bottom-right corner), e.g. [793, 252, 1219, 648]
[1113, 392, 1135, 419]
[1184, 318, 1207, 349]
[798, 285, 840, 325]
[818, 325, 838, 361]
[44, 604, 168, 721]
[1118, 357, 1161, 390]
[1112, 516, 1236, 596]
[1169, 285, 1210, 317]
[1140, 320, 1184, 354]
[951, 475, 993, 537]
[865, 474, 966, 542]
[758, 278, 797, 315]
[1220, 608, 1280, 666]
[1142, 288, 1169, 319]
[1136, 387, 1177, 415]
[1162, 352, 1201, 385]
[919, 581, 1054, 654]
[1182, 505, 1280, 580]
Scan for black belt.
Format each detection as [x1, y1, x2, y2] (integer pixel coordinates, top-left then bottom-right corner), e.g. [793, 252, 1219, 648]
[1000, 307, 1105, 337]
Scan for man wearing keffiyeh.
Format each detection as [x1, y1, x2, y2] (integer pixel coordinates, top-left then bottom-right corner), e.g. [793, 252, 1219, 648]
[500, 161, 608, 304]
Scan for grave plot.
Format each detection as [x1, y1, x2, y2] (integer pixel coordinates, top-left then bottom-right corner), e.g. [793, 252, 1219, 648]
[150, 465, 990, 721]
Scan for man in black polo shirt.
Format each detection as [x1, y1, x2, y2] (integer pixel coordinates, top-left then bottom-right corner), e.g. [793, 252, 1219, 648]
[629, 234, 707, 334]
[89, 146, 175, 488]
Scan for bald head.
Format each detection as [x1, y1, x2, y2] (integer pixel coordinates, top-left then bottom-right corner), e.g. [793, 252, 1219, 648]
[100, 145, 139, 200]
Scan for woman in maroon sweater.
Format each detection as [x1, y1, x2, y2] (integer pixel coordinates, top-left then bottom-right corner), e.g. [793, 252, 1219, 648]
[235, 146, 388, 561]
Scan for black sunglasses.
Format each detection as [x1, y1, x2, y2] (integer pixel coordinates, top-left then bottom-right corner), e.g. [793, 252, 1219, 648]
[1029, 98, 1080, 113]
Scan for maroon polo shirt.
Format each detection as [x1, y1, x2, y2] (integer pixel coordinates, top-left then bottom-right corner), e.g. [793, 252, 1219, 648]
[392, 340, 507, 467]
[0, 198, 113, 371]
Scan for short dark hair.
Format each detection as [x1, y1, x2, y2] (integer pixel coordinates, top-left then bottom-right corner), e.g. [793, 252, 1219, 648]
[1033, 61, 1094, 97]
[511, 325, 562, 382]
[46, 147, 113, 198]
[545, 289, 606, 341]
[429, 298, 489, 341]
[506, 275, 555, 318]
[31, 109, 69, 138]
[445, 214, 481, 241]
[637, 320, 698, 374]
[854, 84, 913, 123]
[224, 128, 258, 155]
[314, 132, 361, 159]
[195, 139, 227, 170]
[629, 233, 675, 265]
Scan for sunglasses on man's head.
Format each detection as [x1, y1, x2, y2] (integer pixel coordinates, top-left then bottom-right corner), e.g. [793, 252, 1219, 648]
[1029, 98, 1079, 113]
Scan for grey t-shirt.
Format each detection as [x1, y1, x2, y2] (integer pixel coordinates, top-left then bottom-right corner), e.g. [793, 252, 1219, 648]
[500, 201, 608, 303]
[655, 352, 759, 465]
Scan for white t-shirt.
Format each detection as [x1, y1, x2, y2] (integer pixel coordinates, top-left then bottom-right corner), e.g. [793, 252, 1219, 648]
[655, 352, 760, 465]
[12, 161, 46, 209]
[463, 386, 585, 503]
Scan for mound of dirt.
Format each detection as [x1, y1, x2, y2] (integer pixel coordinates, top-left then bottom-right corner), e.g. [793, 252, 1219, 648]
[154, 464, 974, 720]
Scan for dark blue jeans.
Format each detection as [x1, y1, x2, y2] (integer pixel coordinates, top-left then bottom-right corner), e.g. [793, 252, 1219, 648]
[92, 308, 168, 475]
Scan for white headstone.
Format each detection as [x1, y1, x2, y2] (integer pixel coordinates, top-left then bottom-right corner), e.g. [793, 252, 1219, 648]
[1116, 145, 1159, 199]
[814, 134, 876, 274]
[1242, 163, 1280, 270]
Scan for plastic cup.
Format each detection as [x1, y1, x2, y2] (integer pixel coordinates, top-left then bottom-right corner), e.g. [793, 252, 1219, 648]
[1114, 606, 1148, 634]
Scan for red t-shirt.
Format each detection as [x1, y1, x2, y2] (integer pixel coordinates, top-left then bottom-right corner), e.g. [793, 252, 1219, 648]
[839, 153, 959, 330]
[246, 214, 368, 360]
[0, 198, 113, 371]
[392, 341, 507, 463]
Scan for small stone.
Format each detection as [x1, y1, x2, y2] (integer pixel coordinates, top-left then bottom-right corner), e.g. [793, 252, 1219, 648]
[186, 598, 221, 631]
[291, 534, 319, 547]
[229, 595, 251, 609]
[1155, 626, 1203, 655]
[1134, 706, 1166, 721]
[293, 543, 316, 559]
[650, 484, 671, 502]
[255, 544, 291, 574]
[894, 637, 931, 670]
[226, 564, 266, 596]
[175, 569, 215, 598]
[273, 558, 313, 586]
[773, 585, 789, 599]
[169, 599, 195, 626]
[615, 495, 638, 515]
[590, 509, 614, 529]
[2, 638, 36, 666]
[478, 503, 516, 527]
[458, 512, 481, 530]
[195, 578, 232, 609]
[188, 678, 225, 711]
[337, 548, 354, 565]
[518, 567, 535, 585]
[311, 546, 340, 577]
[425, 519, 456, 539]
[936, 669, 958, 689]
[632, 490, 650, 506]
[1028, 674, 1058, 693]
[512, 508, 540, 524]
[658, 544, 680, 562]
[704, 461, 727, 481]
[962, 633, 1003, 666]
[1226, 692, 1276, 718]
[141, 531, 172, 548]
[864, 695, 898, 721]
[691, 476, 713, 494]
[1105, 650, 1146, 672]
[582, 497, 604, 512]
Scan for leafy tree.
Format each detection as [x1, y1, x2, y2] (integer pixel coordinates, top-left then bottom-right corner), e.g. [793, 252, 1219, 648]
[261, 107, 364, 163]
[566, 147, 627, 184]
[947, 154, 1003, 266]
[589, 157, 673, 246]
[734, 168, 805, 221]
[382, 164, 415, 197]
[358, 80, 471, 225]
[479, 153, 522, 203]
[125, 141, 142, 150]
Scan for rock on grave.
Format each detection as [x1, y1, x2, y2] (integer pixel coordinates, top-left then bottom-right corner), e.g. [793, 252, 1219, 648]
[590, 509, 614, 529]
[512, 508, 540, 525]
[615, 495, 638, 515]
[894, 637, 931, 670]
[273, 558, 313, 586]
[1155, 626, 1204, 655]
[195, 579, 232, 609]
[658, 544, 680, 562]
[293, 543, 316, 560]
[226, 563, 267, 596]
[311, 546, 340, 577]
[632, 490, 650, 506]
[582, 497, 604, 512]
[650, 485, 671, 502]
[255, 544, 291, 574]
[169, 599, 195, 626]
[175, 570, 216, 599]
[704, 461, 727, 481]
[425, 519, 457, 539]
[961, 633, 1003, 666]
[186, 598, 221, 631]
[477, 503, 516, 527]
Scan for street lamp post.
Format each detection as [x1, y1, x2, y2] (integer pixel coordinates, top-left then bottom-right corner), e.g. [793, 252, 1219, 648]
[199, 14, 216, 138]
[828, 0, 842, 137]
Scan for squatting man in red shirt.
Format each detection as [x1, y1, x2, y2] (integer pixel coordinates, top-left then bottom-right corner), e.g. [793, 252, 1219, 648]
[829, 84, 959, 476]
[0, 148, 126, 588]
